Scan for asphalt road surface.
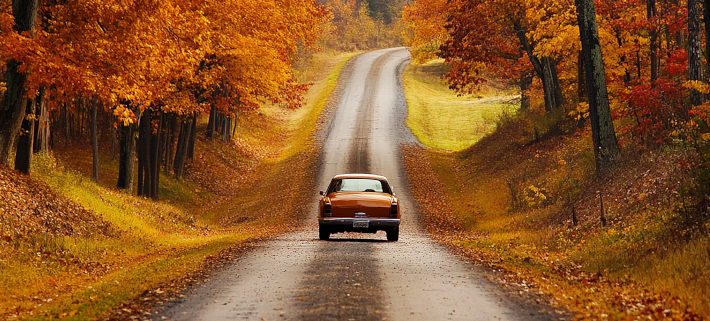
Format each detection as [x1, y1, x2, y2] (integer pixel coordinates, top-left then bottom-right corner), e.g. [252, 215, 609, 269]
[155, 48, 558, 321]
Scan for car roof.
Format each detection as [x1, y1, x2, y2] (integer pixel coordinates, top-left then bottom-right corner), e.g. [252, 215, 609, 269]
[332, 173, 388, 181]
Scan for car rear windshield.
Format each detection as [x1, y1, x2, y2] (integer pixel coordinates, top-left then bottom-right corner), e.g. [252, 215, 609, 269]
[327, 178, 392, 194]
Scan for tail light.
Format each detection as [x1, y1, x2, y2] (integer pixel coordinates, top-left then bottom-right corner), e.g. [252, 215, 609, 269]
[390, 202, 398, 218]
[324, 201, 332, 217]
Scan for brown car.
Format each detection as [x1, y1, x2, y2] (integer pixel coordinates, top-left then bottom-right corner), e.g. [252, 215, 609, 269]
[318, 174, 401, 241]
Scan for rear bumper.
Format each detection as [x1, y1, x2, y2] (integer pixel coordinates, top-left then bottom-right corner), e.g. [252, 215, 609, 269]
[319, 217, 400, 233]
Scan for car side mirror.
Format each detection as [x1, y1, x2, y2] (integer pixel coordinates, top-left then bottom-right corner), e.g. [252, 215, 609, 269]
[319, 191, 325, 196]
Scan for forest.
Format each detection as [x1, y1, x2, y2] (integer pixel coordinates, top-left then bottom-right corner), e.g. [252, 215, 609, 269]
[402, 0, 710, 317]
[404, 0, 710, 225]
[0, 0, 405, 197]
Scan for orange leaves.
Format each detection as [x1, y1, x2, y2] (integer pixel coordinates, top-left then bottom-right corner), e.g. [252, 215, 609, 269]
[402, 0, 449, 63]
[113, 106, 136, 126]
[0, 0, 326, 123]
[186, 0, 327, 114]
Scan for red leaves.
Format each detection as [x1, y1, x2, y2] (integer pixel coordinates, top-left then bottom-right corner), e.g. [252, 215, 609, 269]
[664, 49, 689, 78]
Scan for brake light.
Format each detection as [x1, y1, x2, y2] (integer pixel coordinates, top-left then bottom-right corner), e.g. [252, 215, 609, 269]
[390, 202, 398, 218]
[324, 201, 332, 217]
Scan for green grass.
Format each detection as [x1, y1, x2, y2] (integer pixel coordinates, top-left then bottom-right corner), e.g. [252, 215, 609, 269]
[403, 59, 518, 151]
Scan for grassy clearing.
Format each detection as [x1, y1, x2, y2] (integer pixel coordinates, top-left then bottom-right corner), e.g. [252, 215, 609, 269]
[0, 50, 356, 320]
[403, 59, 517, 151]
[403, 61, 709, 318]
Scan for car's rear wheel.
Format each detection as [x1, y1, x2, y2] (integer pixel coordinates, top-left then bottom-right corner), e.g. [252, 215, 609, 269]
[319, 227, 330, 240]
[386, 227, 399, 242]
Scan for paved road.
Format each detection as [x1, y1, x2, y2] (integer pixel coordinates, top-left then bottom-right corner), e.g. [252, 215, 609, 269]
[155, 48, 556, 321]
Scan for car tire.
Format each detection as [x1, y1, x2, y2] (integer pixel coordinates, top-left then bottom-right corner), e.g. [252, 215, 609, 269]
[386, 227, 399, 242]
[319, 227, 330, 240]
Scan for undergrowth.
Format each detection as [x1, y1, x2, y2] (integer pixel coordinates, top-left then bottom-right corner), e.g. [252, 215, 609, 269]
[0, 51, 355, 320]
[402, 60, 710, 319]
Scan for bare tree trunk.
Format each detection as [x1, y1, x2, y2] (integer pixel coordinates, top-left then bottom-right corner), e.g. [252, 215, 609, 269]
[33, 88, 49, 153]
[63, 105, 69, 144]
[206, 105, 216, 139]
[520, 74, 533, 111]
[232, 112, 238, 138]
[549, 58, 564, 107]
[78, 99, 83, 137]
[14, 98, 35, 174]
[137, 110, 153, 197]
[578, 50, 586, 100]
[150, 111, 162, 199]
[165, 114, 177, 173]
[174, 116, 192, 179]
[576, 0, 621, 173]
[111, 119, 117, 160]
[158, 112, 168, 172]
[649, 0, 658, 85]
[117, 120, 137, 192]
[222, 116, 231, 143]
[91, 96, 99, 183]
[514, 22, 563, 112]
[705, 0, 710, 81]
[689, 0, 704, 106]
[187, 112, 197, 160]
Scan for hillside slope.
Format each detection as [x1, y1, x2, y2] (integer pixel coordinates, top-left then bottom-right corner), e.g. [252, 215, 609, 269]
[402, 61, 709, 319]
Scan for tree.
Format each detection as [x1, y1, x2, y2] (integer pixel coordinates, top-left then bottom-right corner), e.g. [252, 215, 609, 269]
[688, 0, 704, 106]
[0, 0, 39, 166]
[0, 0, 326, 199]
[410, 0, 565, 112]
[91, 96, 98, 183]
[402, 0, 448, 63]
[575, 0, 620, 172]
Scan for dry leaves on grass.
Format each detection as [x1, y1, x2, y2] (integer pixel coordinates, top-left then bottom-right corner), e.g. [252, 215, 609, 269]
[0, 165, 113, 240]
[401, 144, 705, 320]
[100, 239, 262, 321]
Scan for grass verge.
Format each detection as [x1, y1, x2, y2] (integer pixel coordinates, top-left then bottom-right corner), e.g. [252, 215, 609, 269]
[403, 59, 517, 151]
[0, 50, 356, 320]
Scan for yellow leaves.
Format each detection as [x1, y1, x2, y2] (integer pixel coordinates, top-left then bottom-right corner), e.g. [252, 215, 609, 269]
[569, 102, 589, 121]
[526, 0, 579, 59]
[402, 0, 449, 62]
[113, 106, 135, 126]
[523, 185, 549, 208]
[684, 80, 710, 94]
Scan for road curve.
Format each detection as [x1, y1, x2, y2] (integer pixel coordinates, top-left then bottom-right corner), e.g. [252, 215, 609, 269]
[154, 48, 556, 321]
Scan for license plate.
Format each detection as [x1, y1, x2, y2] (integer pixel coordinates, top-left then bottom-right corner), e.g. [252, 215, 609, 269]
[353, 220, 369, 228]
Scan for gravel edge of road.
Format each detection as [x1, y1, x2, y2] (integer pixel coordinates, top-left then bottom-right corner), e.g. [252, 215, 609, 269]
[400, 144, 574, 320]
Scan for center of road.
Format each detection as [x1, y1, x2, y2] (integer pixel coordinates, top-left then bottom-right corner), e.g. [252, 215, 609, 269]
[155, 48, 555, 321]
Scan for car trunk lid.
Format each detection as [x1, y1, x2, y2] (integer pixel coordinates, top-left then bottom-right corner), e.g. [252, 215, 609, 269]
[329, 193, 392, 217]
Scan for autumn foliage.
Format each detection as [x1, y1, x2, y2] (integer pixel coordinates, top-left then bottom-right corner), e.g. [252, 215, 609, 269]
[404, 0, 710, 212]
[0, 0, 328, 198]
[403, 0, 710, 143]
[402, 0, 710, 317]
[319, 0, 407, 51]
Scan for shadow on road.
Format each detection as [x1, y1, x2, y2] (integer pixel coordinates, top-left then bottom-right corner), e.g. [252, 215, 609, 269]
[320, 238, 388, 243]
